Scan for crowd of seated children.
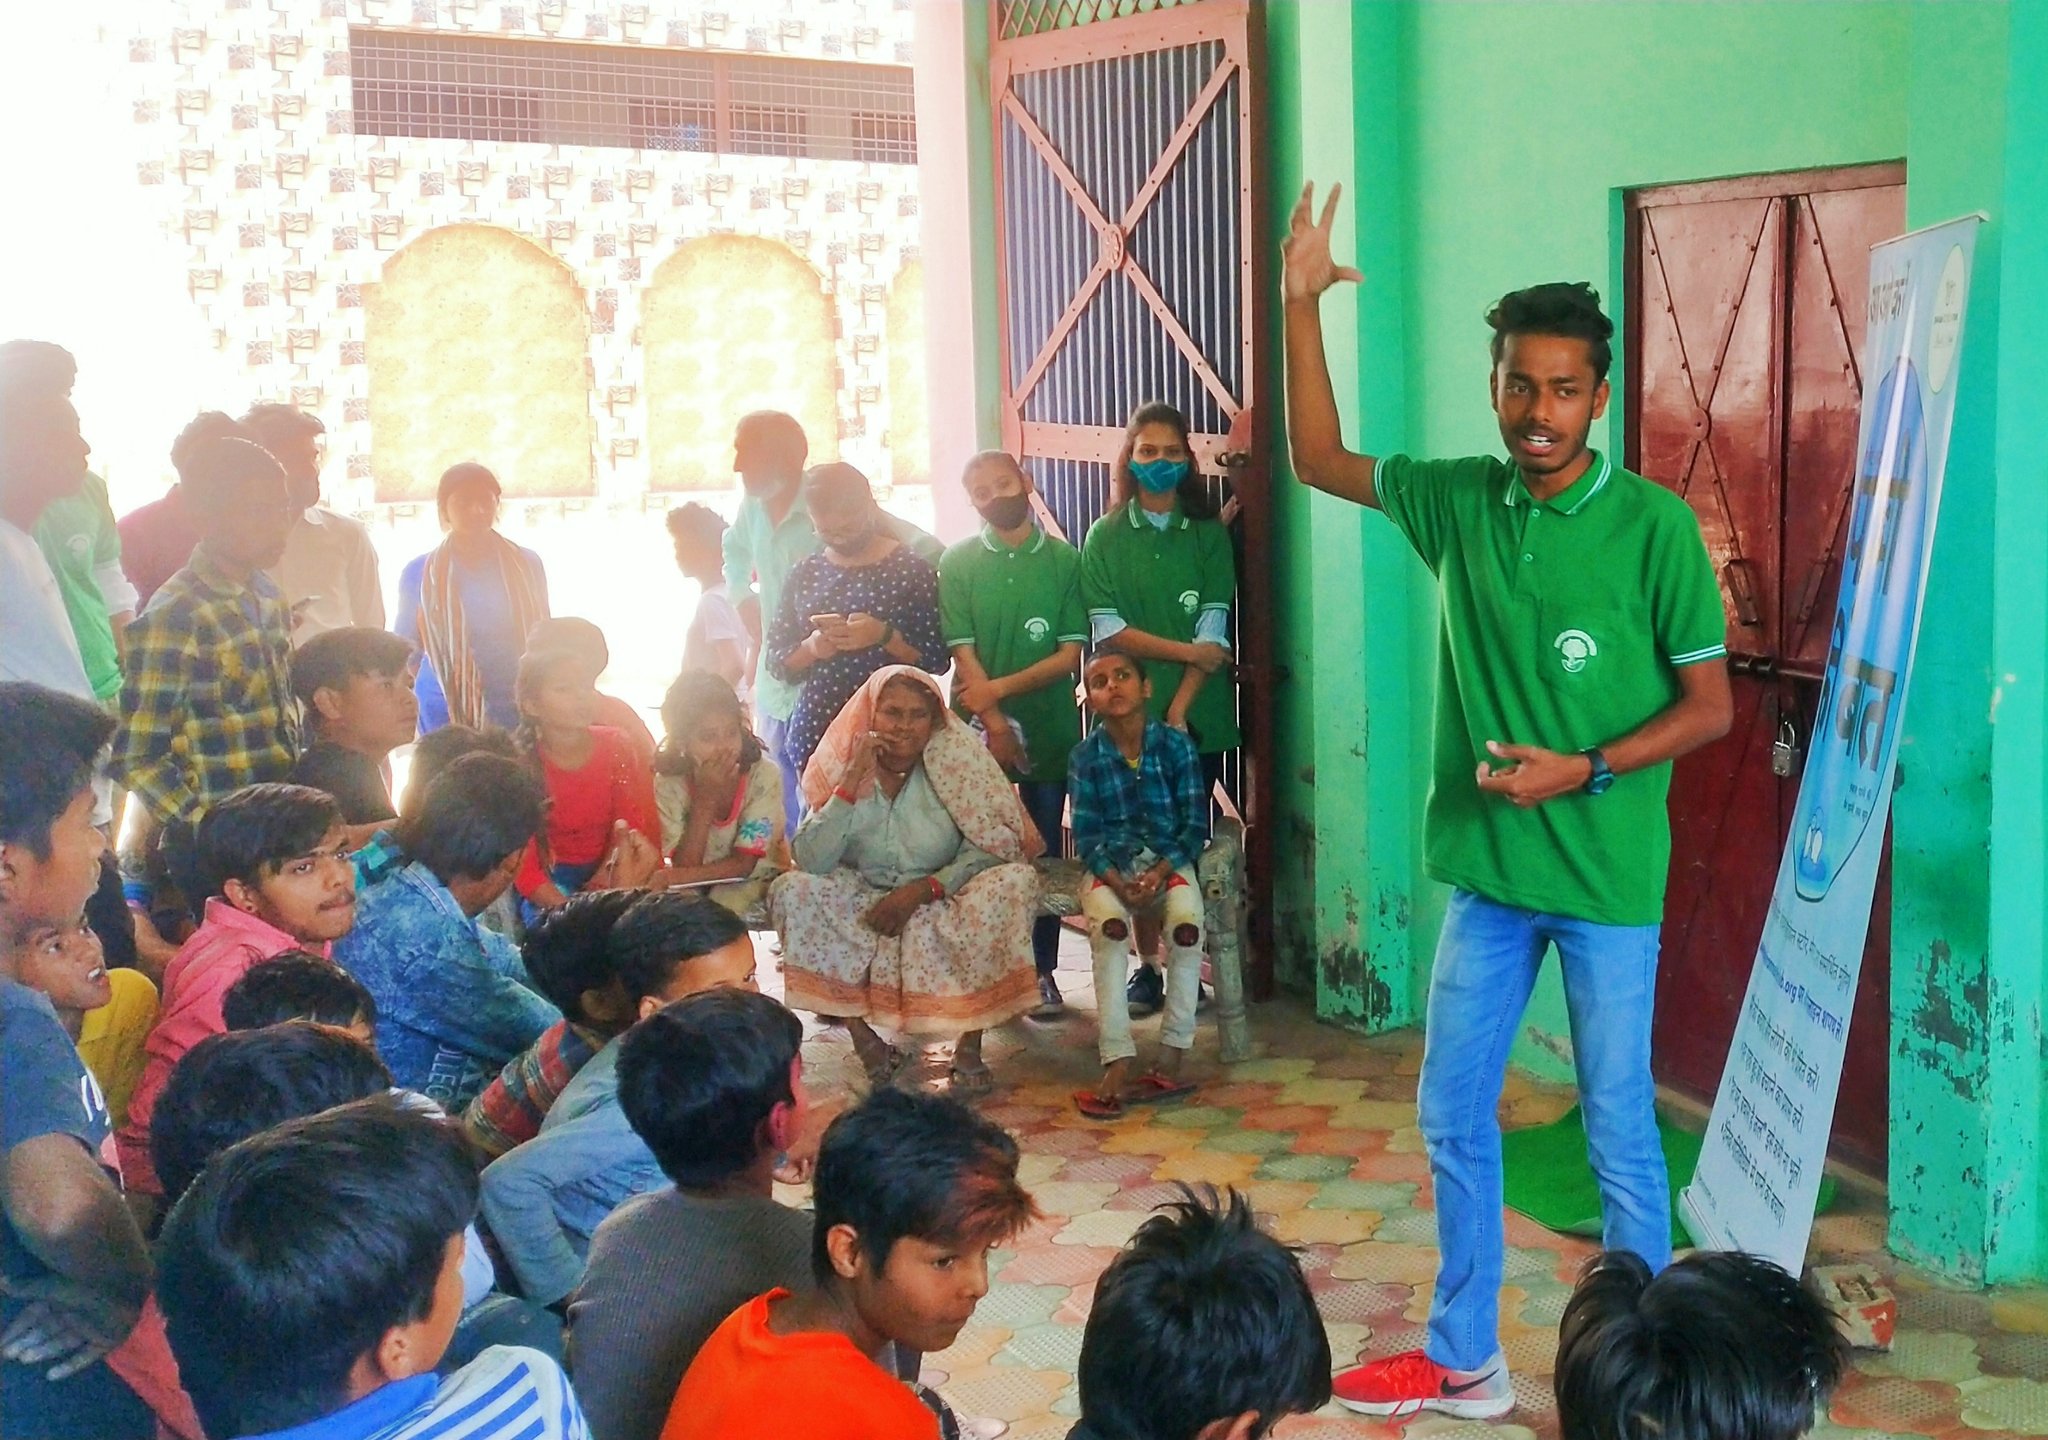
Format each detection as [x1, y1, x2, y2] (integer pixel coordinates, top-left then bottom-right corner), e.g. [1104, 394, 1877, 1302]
[512, 646, 662, 921]
[481, 894, 760, 1306]
[462, 890, 641, 1161]
[661, 1086, 1037, 1440]
[119, 782, 355, 1210]
[156, 1098, 588, 1440]
[288, 626, 419, 834]
[650, 668, 784, 912]
[336, 752, 558, 1108]
[0, 682, 155, 1440]
[567, 987, 812, 1440]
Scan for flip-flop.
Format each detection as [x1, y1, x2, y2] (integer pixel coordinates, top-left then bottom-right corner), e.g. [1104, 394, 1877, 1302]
[1126, 1072, 1198, 1104]
[863, 1044, 909, 1090]
[1072, 1089, 1125, 1120]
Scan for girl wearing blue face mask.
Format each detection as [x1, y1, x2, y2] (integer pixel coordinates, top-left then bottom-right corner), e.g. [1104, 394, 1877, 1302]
[1078, 401, 1239, 796]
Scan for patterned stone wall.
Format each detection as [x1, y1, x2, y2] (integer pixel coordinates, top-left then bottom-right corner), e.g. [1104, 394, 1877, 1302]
[123, 0, 926, 511]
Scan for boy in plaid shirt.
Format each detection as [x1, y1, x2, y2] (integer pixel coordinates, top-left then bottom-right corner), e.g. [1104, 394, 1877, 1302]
[1066, 652, 1209, 1119]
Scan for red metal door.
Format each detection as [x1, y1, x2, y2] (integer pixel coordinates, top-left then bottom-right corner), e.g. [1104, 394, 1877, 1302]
[990, 0, 1274, 994]
[1628, 164, 1904, 1176]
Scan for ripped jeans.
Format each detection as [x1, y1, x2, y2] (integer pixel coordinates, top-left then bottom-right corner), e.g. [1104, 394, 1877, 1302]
[1084, 867, 1203, 1066]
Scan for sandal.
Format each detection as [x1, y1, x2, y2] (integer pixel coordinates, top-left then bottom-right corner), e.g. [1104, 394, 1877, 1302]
[949, 1061, 996, 1100]
[1127, 1072, 1197, 1104]
[1072, 1089, 1125, 1120]
[862, 1043, 909, 1090]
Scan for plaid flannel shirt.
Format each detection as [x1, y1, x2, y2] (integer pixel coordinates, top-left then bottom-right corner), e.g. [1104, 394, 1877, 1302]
[112, 549, 299, 827]
[1066, 719, 1209, 878]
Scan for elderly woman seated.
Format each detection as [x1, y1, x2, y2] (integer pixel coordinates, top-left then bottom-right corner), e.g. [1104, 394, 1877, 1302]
[771, 666, 1041, 1097]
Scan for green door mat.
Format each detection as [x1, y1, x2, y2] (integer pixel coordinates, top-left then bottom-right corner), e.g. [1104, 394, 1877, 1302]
[1500, 1105, 1835, 1248]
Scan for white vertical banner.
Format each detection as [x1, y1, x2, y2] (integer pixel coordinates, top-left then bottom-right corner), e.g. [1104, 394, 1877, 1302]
[1681, 213, 1984, 1274]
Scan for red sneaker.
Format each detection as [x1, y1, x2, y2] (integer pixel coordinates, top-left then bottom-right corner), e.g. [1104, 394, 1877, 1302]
[1332, 1349, 1513, 1419]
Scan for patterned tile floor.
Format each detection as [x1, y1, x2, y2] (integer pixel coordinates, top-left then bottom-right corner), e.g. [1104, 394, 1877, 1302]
[769, 939, 2048, 1440]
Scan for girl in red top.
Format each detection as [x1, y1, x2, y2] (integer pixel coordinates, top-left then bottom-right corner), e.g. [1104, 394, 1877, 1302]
[513, 646, 661, 919]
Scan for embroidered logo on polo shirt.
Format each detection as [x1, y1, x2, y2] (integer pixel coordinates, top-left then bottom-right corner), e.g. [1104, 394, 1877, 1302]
[1024, 616, 1050, 641]
[1554, 629, 1598, 674]
[1178, 589, 1200, 615]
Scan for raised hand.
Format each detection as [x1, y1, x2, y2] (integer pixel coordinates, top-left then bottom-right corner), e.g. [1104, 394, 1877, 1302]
[1281, 182, 1365, 304]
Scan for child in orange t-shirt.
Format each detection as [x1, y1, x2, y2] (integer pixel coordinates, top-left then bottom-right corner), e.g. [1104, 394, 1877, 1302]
[659, 1089, 1038, 1440]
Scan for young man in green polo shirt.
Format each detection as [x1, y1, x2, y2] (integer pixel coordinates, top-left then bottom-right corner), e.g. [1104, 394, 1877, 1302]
[1283, 184, 1733, 1418]
[940, 451, 1087, 1016]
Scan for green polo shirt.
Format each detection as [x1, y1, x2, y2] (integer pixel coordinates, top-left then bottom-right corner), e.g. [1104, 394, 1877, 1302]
[34, 473, 126, 702]
[1376, 450, 1727, 926]
[1079, 500, 1240, 754]
[939, 524, 1087, 785]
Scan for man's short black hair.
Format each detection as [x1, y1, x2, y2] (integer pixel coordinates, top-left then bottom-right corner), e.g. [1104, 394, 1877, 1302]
[1555, 1250, 1848, 1440]
[811, 1089, 1037, 1286]
[240, 402, 326, 446]
[291, 627, 417, 709]
[520, 888, 640, 1019]
[607, 892, 751, 1003]
[0, 682, 113, 859]
[158, 1097, 476, 1439]
[1486, 281, 1615, 382]
[396, 753, 545, 885]
[223, 953, 378, 1033]
[1078, 1187, 1331, 1440]
[398, 724, 518, 817]
[0, 339, 79, 396]
[195, 784, 342, 899]
[618, 988, 802, 1188]
[151, 1022, 393, 1203]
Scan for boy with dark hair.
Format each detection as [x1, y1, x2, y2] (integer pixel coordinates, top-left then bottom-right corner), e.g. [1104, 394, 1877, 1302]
[222, 952, 377, 1035]
[241, 401, 385, 641]
[662, 1087, 1036, 1440]
[118, 783, 356, 1204]
[0, 687, 153, 1440]
[1553, 1250, 1846, 1440]
[1068, 652, 1211, 1120]
[112, 420, 303, 919]
[667, 503, 750, 696]
[461, 890, 641, 1160]
[289, 627, 419, 827]
[337, 753, 558, 1109]
[398, 725, 520, 817]
[567, 988, 810, 1440]
[940, 451, 1087, 1017]
[156, 1097, 587, 1440]
[1070, 1187, 1331, 1440]
[480, 894, 758, 1305]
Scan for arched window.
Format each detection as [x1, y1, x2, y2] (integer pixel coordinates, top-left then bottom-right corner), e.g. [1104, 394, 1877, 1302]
[365, 224, 594, 502]
[644, 234, 838, 491]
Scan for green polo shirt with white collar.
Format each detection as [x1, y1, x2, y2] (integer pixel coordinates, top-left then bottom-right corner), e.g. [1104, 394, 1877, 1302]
[1376, 449, 1727, 926]
[939, 524, 1088, 785]
[1079, 500, 1240, 754]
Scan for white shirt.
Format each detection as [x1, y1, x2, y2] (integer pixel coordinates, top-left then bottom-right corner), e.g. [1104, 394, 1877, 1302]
[268, 505, 386, 643]
[0, 519, 94, 696]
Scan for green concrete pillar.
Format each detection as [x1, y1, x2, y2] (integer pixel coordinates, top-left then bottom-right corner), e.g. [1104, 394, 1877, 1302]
[1890, 0, 2048, 1284]
[1265, 1, 1422, 1028]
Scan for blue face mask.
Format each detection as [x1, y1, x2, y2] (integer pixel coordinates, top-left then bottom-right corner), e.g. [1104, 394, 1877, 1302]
[1130, 457, 1189, 495]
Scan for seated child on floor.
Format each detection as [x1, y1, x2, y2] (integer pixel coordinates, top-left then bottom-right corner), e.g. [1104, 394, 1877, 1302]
[1069, 1186, 1331, 1440]
[525, 617, 659, 765]
[480, 894, 759, 1306]
[512, 646, 661, 919]
[395, 724, 519, 819]
[1067, 652, 1211, 1119]
[661, 1088, 1038, 1440]
[222, 950, 376, 1038]
[1554, 1250, 1847, 1440]
[336, 752, 558, 1110]
[289, 627, 419, 834]
[566, 988, 811, 1440]
[156, 1096, 587, 1440]
[649, 669, 784, 913]
[9, 909, 159, 1132]
[461, 890, 642, 1160]
[119, 782, 356, 1205]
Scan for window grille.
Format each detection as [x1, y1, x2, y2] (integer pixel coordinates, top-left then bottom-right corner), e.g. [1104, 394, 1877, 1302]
[349, 29, 915, 163]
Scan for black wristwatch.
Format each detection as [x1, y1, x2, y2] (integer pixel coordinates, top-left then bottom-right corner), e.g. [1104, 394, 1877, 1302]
[1581, 747, 1615, 796]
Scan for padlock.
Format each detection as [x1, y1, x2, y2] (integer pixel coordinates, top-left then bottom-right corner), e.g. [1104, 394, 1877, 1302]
[1771, 720, 1802, 778]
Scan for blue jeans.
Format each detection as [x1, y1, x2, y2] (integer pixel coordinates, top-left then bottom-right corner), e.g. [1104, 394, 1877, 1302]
[1017, 781, 1068, 977]
[760, 710, 803, 834]
[1418, 889, 1669, 1370]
